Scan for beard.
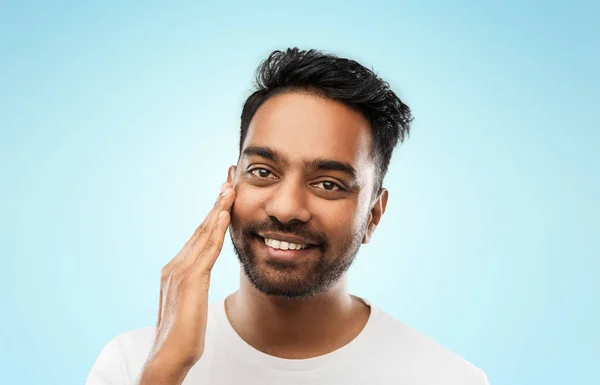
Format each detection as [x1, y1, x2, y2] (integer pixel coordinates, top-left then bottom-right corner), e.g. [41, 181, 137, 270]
[229, 214, 368, 299]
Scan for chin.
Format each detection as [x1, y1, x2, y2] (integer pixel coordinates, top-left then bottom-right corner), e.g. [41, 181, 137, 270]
[244, 256, 340, 299]
[231, 230, 353, 299]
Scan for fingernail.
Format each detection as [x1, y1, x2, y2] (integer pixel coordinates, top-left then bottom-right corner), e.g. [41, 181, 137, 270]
[220, 187, 230, 197]
[220, 183, 227, 193]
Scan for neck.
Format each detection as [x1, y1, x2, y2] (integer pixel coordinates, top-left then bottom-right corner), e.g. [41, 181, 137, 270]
[224, 268, 370, 359]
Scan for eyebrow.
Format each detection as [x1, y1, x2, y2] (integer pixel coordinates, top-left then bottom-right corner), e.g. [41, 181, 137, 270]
[242, 146, 358, 181]
[242, 146, 282, 163]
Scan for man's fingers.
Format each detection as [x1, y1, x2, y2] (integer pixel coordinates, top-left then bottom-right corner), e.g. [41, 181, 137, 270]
[156, 287, 163, 327]
[192, 210, 230, 274]
[186, 183, 230, 247]
[188, 187, 235, 257]
[202, 185, 234, 235]
[190, 183, 230, 240]
[166, 183, 234, 269]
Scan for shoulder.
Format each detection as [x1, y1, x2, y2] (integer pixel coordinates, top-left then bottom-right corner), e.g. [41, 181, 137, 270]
[86, 327, 156, 385]
[110, 326, 156, 354]
[87, 300, 225, 384]
[367, 305, 489, 385]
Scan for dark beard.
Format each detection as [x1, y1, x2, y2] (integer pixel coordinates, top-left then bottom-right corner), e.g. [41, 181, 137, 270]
[229, 216, 367, 299]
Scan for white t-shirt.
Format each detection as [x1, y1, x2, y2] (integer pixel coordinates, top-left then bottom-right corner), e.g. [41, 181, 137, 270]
[86, 297, 489, 385]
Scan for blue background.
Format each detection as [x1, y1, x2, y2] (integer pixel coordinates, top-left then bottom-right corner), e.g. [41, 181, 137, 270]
[1, 1, 598, 384]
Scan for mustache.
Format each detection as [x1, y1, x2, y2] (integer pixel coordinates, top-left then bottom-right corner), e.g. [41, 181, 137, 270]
[241, 217, 328, 248]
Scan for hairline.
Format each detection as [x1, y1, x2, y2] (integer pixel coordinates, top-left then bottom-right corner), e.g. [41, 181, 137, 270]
[239, 87, 384, 190]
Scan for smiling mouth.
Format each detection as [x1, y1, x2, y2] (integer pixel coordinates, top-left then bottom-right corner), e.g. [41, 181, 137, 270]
[257, 236, 317, 251]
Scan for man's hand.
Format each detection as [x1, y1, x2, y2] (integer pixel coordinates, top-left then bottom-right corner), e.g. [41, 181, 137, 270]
[136, 182, 236, 385]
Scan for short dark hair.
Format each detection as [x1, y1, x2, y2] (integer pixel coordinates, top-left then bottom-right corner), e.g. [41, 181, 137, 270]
[239, 47, 413, 196]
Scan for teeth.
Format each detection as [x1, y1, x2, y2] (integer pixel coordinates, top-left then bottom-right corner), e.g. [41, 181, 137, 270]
[263, 237, 309, 251]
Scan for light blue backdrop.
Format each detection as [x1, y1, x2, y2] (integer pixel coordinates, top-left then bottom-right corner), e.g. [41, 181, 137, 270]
[1, 1, 598, 384]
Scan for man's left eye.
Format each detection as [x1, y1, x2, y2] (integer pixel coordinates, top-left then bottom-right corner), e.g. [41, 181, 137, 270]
[314, 181, 342, 191]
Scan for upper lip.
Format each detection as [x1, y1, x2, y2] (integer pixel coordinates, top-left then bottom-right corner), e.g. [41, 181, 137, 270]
[259, 232, 318, 246]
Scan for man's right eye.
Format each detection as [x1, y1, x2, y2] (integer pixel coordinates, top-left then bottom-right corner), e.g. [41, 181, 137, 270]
[249, 168, 273, 178]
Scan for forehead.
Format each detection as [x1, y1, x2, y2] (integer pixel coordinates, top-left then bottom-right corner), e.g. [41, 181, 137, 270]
[242, 92, 374, 168]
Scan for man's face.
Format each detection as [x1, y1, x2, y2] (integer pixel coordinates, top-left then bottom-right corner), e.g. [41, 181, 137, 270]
[228, 91, 383, 299]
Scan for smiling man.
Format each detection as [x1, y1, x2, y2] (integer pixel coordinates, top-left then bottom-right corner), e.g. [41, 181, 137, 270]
[86, 48, 489, 385]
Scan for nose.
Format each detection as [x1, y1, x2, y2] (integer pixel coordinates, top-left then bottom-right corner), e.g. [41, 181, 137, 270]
[264, 177, 312, 224]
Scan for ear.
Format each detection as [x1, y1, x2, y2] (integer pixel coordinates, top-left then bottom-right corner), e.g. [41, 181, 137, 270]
[227, 165, 237, 186]
[362, 188, 388, 244]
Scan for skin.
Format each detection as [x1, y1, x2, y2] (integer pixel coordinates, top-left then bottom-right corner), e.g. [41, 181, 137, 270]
[139, 184, 237, 385]
[138, 91, 388, 385]
[225, 91, 389, 359]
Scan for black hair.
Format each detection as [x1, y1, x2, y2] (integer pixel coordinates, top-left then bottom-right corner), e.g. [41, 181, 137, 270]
[239, 47, 413, 196]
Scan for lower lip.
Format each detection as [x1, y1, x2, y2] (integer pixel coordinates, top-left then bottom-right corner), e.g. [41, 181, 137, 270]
[257, 237, 317, 261]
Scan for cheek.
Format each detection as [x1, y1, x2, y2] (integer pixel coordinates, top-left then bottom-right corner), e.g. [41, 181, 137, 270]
[314, 201, 361, 238]
[231, 185, 264, 221]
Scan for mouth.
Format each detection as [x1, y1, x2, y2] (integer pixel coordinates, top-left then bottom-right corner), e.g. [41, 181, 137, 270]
[255, 235, 318, 260]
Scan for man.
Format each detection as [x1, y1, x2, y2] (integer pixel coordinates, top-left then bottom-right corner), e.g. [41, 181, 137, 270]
[86, 48, 489, 385]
